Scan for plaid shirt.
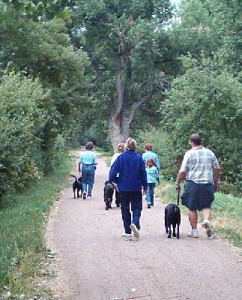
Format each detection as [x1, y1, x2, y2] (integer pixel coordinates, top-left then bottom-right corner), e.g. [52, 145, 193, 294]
[180, 146, 220, 184]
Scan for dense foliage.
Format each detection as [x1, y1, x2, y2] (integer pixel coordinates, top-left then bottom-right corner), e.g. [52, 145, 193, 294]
[69, 0, 175, 148]
[137, 0, 242, 194]
[0, 73, 47, 195]
[0, 0, 241, 196]
[161, 56, 241, 191]
[0, 2, 90, 196]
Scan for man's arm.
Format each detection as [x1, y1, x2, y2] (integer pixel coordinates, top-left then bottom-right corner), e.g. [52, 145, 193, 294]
[176, 171, 186, 192]
[213, 168, 220, 191]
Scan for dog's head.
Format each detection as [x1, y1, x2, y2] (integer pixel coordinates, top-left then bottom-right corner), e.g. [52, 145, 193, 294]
[105, 181, 114, 187]
[104, 181, 114, 191]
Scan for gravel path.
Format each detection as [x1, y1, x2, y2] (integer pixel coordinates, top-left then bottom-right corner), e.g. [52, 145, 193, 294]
[46, 150, 242, 300]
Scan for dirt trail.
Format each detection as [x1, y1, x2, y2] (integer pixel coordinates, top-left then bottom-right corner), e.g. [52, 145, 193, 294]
[46, 150, 242, 300]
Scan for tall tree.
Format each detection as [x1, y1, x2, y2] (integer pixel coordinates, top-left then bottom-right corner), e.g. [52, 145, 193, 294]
[169, 0, 241, 75]
[71, 0, 174, 149]
[0, 2, 90, 170]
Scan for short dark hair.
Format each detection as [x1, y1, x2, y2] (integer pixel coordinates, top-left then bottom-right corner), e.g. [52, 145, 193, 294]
[85, 142, 94, 150]
[190, 134, 201, 145]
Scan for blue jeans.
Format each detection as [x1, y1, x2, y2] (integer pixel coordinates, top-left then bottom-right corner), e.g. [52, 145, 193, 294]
[82, 164, 95, 196]
[120, 191, 143, 234]
[146, 183, 156, 206]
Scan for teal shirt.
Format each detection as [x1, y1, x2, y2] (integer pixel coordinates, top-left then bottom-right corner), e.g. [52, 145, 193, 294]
[142, 151, 160, 169]
[146, 166, 158, 183]
[79, 150, 97, 165]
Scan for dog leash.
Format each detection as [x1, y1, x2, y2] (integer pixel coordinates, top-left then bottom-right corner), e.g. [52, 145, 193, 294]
[177, 192, 180, 206]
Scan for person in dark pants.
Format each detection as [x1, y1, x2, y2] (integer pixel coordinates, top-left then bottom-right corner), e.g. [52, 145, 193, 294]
[109, 138, 147, 240]
[78, 142, 97, 200]
[176, 134, 220, 238]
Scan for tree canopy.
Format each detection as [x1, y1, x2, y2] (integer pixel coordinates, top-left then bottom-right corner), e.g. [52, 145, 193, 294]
[70, 0, 175, 149]
[0, 0, 241, 196]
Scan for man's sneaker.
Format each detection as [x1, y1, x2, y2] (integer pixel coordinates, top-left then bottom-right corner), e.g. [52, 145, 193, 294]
[83, 192, 87, 199]
[202, 220, 214, 238]
[121, 232, 131, 238]
[87, 196, 91, 200]
[187, 229, 199, 238]
[147, 204, 151, 209]
[130, 223, 139, 238]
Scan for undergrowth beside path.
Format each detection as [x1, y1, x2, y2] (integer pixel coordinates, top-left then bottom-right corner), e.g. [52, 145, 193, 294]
[0, 151, 74, 299]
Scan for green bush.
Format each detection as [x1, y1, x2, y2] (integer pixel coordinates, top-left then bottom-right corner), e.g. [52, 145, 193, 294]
[0, 73, 48, 195]
[160, 56, 242, 190]
[43, 133, 69, 173]
[0, 152, 73, 296]
[137, 57, 241, 195]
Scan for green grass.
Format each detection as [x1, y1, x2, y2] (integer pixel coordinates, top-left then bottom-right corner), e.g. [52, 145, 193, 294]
[0, 151, 74, 298]
[156, 179, 242, 248]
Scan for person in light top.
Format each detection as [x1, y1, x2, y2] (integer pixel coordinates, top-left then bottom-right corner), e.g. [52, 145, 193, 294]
[78, 142, 97, 200]
[145, 158, 159, 209]
[176, 133, 220, 238]
[110, 142, 125, 207]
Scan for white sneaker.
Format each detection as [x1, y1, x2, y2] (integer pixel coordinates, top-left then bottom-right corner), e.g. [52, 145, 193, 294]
[202, 220, 214, 238]
[130, 223, 139, 238]
[121, 232, 131, 237]
[87, 196, 91, 200]
[187, 229, 199, 238]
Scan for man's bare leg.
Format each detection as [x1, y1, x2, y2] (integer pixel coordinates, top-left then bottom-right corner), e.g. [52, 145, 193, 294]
[188, 210, 198, 229]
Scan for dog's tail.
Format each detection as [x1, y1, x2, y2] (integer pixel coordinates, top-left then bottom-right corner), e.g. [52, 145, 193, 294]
[71, 174, 77, 181]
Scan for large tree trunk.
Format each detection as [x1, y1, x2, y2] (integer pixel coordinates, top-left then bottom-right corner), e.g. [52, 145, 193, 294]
[108, 59, 157, 151]
[108, 115, 127, 152]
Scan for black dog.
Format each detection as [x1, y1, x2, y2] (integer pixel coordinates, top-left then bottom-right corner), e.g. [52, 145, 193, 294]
[71, 175, 83, 199]
[103, 181, 114, 210]
[165, 203, 181, 239]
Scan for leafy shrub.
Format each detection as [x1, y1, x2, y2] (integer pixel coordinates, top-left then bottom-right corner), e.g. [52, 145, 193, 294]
[44, 133, 69, 173]
[160, 56, 242, 191]
[137, 57, 241, 195]
[0, 72, 48, 195]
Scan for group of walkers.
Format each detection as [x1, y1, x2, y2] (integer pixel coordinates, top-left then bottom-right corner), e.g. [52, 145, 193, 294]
[78, 133, 220, 240]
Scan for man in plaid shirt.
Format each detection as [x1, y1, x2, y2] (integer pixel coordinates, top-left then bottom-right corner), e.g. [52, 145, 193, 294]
[176, 134, 220, 238]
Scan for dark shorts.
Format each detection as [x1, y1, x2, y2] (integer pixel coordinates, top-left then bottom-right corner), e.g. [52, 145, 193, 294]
[181, 180, 214, 211]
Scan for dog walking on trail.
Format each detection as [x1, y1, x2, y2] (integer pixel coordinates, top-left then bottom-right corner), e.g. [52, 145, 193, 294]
[109, 138, 147, 240]
[103, 181, 114, 210]
[71, 175, 83, 199]
[164, 193, 181, 239]
[176, 133, 220, 239]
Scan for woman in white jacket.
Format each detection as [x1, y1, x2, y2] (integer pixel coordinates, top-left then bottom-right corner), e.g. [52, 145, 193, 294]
[110, 142, 125, 207]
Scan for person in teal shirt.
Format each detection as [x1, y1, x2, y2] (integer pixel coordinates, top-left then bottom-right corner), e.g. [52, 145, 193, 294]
[142, 143, 160, 170]
[78, 142, 97, 200]
[145, 158, 159, 208]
